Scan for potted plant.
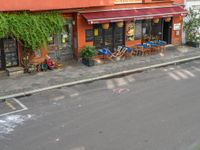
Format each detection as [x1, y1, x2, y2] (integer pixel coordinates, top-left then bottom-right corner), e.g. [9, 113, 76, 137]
[183, 8, 200, 48]
[80, 45, 97, 66]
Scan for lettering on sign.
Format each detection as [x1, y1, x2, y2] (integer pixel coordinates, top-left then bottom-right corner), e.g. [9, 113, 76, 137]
[173, 23, 181, 30]
[115, 0, 142, 3]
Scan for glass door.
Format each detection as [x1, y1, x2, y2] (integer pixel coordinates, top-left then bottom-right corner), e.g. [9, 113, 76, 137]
[114, 24, 124, 50]
[103, 26, 113, 51]
[3, 38, 18, 68]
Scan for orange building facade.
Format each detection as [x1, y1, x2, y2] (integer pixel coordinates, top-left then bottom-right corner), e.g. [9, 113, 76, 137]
[0, 0, 187, 70]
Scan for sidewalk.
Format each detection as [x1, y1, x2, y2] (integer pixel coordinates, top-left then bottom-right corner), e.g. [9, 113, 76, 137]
[1, 45, 200, 98]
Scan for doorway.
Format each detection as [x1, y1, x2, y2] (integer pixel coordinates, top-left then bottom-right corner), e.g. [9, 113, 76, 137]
[0, 38, 18, 70]
[163, 18, 172, 44]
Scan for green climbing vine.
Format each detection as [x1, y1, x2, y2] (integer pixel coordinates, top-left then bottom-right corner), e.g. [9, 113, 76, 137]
[0, 12, 64, 51]
[183, 8, 200, 43]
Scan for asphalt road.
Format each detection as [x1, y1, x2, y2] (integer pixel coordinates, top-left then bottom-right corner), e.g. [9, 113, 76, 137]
[1, 60, 200, 150]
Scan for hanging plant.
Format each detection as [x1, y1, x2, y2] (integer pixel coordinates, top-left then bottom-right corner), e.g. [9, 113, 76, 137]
[0, 12, 64, 51]
[165, 17, 171, 22]
[102, 23, 109, 29]
[153, 18, 159, 23]
[116, 21, 124, 28]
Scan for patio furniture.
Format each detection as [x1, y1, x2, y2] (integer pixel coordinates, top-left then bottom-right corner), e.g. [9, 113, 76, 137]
[98, 46, 130, 62]
[144, 42, 160, 54]
[136, 44, 151, 56]
[124, 47, 135, 58]
[155, 40, 167, 53]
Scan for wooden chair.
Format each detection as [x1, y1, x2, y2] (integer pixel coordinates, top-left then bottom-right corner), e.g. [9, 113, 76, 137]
[136, 44, 151, 56]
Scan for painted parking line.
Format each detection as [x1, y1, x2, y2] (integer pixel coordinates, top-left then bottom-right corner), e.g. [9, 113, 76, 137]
[0, 98, 28, 117]
[5, 101, 16, 110]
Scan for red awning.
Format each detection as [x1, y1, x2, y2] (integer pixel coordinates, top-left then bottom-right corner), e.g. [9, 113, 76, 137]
[82, 6, 187, 24]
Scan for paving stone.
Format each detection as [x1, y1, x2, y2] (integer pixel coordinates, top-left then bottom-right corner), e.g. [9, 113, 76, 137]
[0, 46, 200, 97]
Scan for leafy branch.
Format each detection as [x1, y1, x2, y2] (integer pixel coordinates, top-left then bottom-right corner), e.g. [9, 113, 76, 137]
[183, 8, 200, 43]
[0, 12, 64, 51]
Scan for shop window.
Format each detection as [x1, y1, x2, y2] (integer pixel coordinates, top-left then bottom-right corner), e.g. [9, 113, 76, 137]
[114, 23, 124, 49]
[93, 24, 103, 49]
[151, 19, 163, 40]
[85, 29, 94, 42]
[134, 20, 142, 40]
[47, 18, 73, 62]
[142, 20, 151, 42]
[104, 26, 113, 50]
[93, 23, 124, 51]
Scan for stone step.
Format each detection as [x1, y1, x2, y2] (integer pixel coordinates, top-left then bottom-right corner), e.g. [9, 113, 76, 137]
[6, 67, 24, 76]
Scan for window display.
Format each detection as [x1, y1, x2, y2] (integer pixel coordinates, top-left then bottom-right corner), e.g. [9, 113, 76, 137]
[134, 21, 142, 40]
[47, 18, 73, 62]
[126, 22, 135, 41]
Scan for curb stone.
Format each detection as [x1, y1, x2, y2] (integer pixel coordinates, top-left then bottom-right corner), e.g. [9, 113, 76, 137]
[1, 55, 200, 100]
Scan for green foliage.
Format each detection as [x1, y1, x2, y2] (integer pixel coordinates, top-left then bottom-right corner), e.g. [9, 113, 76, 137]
[0, 12, 64, 51]
[80, 45, 97, 59]
[183, 8, 200, 43]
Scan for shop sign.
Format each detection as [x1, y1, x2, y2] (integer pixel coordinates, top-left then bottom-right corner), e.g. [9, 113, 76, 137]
[173, 23, 181, 30]
[115, 0, 142, 3]
[126, 22, 135, 41]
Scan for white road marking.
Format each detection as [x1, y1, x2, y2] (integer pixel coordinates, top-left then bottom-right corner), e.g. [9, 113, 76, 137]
[181, 69, 195, 77]
[168, 72, 181, 81]
[191, 66, 200, 72]
[163, 68, 168, 71]
[114, 78, 127, 86]
[70, 93, 79, 97]
[5, 101, 16, 110]
[106, 79, 115, 89]
[174, 70, 188, 79]
[169, 67, 175, 70]
[13, 98, 28, 110]
[0, 98, 28, 117]
[70, 146, 86, 150]
[126, 75, 136, 82]
[53, 95, 65, 101]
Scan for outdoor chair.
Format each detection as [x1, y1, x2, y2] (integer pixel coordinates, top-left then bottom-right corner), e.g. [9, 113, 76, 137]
[144, 42, 160, 54]
[98, 46, 129, 62]
[136, 44, 151, 56]
[124, 47, 134, 58]
[155, 40, 167, 53]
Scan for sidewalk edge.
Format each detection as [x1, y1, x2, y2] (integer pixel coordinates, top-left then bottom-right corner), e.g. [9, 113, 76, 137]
[1, 55, 200, 100]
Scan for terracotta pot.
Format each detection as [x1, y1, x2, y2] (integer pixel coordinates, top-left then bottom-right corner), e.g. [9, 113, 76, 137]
[165, 17, 171, 22]
[116, 21, 124, 28]
[102, 23, 109, 29]
[153, 18, 159, 23]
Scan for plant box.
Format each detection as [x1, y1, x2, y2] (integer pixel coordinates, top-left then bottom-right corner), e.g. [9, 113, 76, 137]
[82, 58, 95, 67]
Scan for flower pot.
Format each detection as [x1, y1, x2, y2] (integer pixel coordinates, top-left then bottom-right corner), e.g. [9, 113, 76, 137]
[153, 18, 159, 23]
[116, 22, 124, 28]
[165, 17, 171, 22]
[102, 23, 109, 30]
[82, 58, 95, 67]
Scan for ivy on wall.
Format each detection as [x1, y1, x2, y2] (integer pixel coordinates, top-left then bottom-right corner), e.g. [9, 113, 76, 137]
[183, 8, 200, 43]
[0, 12, 64, 51]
